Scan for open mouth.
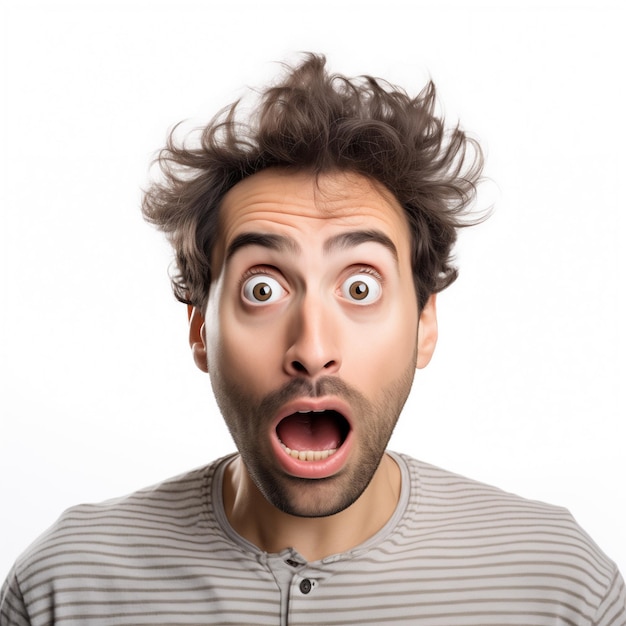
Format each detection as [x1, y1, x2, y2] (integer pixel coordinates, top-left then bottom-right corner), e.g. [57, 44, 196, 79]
[276, 410, 351, 462]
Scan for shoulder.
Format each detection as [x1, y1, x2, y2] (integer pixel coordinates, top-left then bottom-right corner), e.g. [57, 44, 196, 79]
[1, 459, 232, 625]
[2, 459, 227, 612]
[398, 453, 609, 550]
[394, 453, 625, 620]
[400, 452, 584, 517]
[18, 466, 212, 548]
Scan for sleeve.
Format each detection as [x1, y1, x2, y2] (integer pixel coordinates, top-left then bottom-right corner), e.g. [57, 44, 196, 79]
[594, 566, 626, 626]
[0, 567, 32, 626]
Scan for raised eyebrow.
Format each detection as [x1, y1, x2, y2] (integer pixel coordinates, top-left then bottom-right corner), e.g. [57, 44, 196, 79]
[323, 230, 399, 262]
[225, 232, 301, 262]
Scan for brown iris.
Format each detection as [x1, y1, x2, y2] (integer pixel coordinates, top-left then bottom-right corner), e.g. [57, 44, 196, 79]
[349, 280, 369, 300]
[253, 282, 273, 301]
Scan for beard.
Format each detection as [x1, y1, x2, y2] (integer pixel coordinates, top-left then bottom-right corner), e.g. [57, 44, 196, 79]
[210, 364, 416, 518]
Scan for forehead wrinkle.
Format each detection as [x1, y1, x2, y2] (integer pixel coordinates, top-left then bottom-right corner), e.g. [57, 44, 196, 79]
[323, 230, 399, 262]
[225, 232, 301, 263]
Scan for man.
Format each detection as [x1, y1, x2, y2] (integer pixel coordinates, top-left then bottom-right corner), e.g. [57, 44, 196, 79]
[1, 54, 624, 625]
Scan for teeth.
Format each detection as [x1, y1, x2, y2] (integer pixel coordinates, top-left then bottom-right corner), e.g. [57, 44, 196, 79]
[297, 409, 327, 413]
[280, 443, 337, 461]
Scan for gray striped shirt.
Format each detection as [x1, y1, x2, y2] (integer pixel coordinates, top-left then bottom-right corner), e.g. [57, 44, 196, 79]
[2, 453, 625, 625]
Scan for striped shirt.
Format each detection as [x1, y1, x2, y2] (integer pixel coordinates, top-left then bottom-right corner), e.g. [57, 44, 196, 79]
[1, 452, 625, 625]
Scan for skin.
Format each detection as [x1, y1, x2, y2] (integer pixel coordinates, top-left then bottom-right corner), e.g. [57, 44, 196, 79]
[189, 168, 437, 561]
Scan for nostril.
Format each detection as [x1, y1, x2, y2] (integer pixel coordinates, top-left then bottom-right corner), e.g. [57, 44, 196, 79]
[288, 358, 340, 376]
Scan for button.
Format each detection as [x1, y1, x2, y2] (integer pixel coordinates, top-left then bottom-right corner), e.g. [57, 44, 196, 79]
[285, 559, 300, 568]
[299, 578, 312, 594]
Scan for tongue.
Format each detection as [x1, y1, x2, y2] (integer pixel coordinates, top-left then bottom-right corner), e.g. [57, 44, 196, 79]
[277, 412, 343, 451]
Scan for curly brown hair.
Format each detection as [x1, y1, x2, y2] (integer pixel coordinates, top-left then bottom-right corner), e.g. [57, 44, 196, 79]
[142, 54, 485, 311]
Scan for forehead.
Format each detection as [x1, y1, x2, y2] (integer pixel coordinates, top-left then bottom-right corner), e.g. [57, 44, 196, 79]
[214, 169, 411, 267]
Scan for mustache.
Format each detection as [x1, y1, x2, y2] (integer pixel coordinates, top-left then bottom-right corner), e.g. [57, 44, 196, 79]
[257, 376, 366, 418]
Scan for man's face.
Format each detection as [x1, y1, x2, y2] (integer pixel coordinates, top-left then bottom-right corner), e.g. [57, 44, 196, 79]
[191, 169, 437, 518]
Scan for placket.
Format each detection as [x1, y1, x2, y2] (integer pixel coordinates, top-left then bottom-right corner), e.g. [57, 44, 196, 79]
[261, 549, 341, 626]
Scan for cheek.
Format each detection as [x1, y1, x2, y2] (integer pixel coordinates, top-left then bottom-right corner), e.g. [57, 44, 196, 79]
[206, 280, 278, 384]
[342, 304, 418, 381]
[211, 309, 286, 395]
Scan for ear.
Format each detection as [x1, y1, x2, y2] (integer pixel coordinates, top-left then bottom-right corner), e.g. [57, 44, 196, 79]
[188, 305, 209, 373]
[416, 294, 438, 369]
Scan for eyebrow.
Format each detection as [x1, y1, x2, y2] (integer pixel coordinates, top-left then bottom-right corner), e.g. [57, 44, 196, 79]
[225, 229, 399, 262]
[323, 230, 398, 261]
[225, 232, 301, 261]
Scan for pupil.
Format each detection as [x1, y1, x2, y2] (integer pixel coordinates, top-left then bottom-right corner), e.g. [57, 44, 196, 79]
[350, 281, 368, 300]
[253, 283, 272, 301]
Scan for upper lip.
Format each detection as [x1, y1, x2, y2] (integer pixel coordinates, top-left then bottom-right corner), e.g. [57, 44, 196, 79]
[271, 397, 353, 432]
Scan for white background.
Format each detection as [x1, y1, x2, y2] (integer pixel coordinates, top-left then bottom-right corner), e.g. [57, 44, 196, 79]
[1, 0, 624, 580]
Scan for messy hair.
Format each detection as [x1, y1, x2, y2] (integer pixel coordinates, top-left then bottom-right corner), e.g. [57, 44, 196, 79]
[142, 53, 484, 311]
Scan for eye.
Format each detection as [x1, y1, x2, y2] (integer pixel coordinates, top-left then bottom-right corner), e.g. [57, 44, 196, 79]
[242, 275, 285, 304]
[341, 273, 381, 304]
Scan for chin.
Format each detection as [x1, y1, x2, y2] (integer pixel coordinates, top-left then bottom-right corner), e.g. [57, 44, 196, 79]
[250, 455, 382, 519]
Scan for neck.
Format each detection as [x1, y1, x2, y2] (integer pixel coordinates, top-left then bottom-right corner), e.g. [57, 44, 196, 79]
[222, 453, 402, 562]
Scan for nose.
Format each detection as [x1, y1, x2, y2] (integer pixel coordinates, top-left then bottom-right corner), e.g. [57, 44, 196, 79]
[283, 296, 341, 378]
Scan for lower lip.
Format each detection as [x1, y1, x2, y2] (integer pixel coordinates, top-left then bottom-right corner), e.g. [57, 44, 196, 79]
[270, 429, 353, 479]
